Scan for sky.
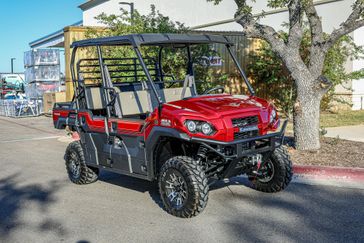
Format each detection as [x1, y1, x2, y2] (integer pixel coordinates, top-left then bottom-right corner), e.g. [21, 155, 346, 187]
[0, 0, 84, 73]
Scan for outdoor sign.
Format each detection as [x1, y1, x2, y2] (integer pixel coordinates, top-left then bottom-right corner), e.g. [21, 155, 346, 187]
[208, 56, 223, 66]
[201, 56, 223, 67]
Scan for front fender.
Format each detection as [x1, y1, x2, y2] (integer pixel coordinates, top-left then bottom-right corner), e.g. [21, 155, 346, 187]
[145, 126, 190, 180]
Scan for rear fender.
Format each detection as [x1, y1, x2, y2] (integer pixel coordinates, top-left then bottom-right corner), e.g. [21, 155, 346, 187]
[53, 109, 77, 130]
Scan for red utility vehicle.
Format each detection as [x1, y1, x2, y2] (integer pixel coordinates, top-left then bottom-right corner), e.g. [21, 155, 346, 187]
[53, 34, 292, 218]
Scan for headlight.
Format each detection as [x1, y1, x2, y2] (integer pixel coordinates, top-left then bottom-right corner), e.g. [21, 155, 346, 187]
[201, 122, 213, 135]
[186, 120, 197, 133]
[269, 109, 277, 123]
[185, 120, 215, 135]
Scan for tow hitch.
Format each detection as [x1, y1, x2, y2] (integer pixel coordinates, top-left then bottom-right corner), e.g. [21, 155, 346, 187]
[248, 153, 276, 182]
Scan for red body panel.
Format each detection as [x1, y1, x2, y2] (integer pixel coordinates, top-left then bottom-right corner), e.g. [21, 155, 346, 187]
[53, 110, 145, 136]
[109, 117, 145, 136]
[154, 94, 279, 142]
[53, 94, 279, 142]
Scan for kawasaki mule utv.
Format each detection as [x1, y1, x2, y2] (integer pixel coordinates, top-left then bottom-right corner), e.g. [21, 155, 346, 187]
[53, 33, 292, 218]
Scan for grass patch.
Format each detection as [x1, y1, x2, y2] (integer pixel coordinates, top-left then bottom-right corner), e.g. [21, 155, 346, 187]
[284, 110, 364, 131]
[320, 110, 364, 127]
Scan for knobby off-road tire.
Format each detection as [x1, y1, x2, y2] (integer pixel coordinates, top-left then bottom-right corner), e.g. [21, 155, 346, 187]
[251, 147, 293, 193]
[158, 156, 209, 218]
[64, 141, 99, 185]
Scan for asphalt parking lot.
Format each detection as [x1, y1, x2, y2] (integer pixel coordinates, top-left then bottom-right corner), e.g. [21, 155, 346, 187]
[0, 116, 363, 243]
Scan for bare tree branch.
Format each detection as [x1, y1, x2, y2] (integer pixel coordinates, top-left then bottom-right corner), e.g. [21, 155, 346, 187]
[303, 0, 324, 44]
[325, 1, 364, 50]
[287, 0, 303, 50]
[235, 16, 287, 54]
[233, 0, 287, 55]
[302, 0, 326, 77]
[326, 19, 364, 48]
[234, 0, 312, 82]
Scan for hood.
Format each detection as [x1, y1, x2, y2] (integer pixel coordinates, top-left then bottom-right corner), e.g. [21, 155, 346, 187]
[165, 94, 270, 119]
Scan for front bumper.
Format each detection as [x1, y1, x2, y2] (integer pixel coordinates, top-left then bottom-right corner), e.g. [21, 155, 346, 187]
[190, 120, 288, 179]
[190, 120, 288, 159]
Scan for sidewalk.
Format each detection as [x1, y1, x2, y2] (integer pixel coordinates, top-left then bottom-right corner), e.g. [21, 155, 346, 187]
[325, 125, 364, 142]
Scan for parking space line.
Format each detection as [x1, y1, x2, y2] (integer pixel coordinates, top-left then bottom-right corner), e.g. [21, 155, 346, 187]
[0, 136, 62, 144]
[0, 116, 58, 134]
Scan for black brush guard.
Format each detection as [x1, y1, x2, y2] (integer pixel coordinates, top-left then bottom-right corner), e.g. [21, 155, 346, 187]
[189, 120, 288, 178]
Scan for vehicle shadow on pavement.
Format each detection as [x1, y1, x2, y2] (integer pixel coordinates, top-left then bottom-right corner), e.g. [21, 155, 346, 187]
[99, 171, 255, 211]
[213, 180, 364, 242]
[93, 171, 363, 242]
[0, 173, 67, 241]
[209, 176, 252, 191]
[99, 171, 164, 208]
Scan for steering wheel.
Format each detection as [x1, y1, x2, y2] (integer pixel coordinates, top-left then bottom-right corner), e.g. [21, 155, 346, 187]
[203, 85, 225, 95]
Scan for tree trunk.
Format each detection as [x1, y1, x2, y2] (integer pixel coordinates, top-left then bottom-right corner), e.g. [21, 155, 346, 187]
[293, 82, 322, 150]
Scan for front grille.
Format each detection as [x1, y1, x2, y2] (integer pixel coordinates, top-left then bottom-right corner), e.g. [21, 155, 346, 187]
[232, 115, 259, 140]
[234, 130, 259, 140]
[232, 116, 258, 127]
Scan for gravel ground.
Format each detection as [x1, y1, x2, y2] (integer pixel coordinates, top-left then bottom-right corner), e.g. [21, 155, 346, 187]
[286, 136, 364, 168]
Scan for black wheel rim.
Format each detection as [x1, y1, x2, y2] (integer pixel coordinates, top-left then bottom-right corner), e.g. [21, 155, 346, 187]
[163, 169, 188, 210]
[257, 160, 275, 183]
[68, 151, 81, 179]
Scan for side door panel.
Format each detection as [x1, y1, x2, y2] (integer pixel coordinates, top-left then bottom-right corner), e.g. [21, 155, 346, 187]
[109, 119, 148, 176]
[78, 112, 111, 167]
[110, 135, 146, 175]
[83, 132, 112, 167]
[79, 112, 148, 176]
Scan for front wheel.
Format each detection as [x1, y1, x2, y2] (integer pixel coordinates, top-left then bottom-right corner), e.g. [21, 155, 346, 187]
[64, 141, 99, 185]
[250, 147, 293, 193]
[158, 156, 209, 218]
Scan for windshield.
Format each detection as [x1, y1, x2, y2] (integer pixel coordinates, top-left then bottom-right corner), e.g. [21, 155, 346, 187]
[141, 43, 251, 96]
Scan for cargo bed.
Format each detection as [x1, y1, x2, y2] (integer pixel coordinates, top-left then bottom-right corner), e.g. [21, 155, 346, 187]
[53, 102, 77, 130]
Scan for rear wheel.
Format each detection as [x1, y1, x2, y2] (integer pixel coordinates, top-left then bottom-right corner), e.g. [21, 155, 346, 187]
[64, 141, 99, 184]
[250, 147, 292, 193]
[158, 156, 209, 218]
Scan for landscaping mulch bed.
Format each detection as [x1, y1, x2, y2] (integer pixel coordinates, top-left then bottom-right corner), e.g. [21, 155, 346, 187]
[285, 136, 364, 168]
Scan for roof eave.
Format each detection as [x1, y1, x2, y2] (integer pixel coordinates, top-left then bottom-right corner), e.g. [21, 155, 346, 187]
[78, 0, 109, 11]
[29, 21, 83, 49]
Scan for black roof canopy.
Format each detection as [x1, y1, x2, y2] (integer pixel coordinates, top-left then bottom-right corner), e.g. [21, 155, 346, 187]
[71, 33, 233, 48]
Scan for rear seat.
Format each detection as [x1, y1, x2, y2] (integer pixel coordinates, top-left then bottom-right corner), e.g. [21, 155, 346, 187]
[158, 87, 192, 103]
[115, 87, 193, 117]
[117, 90, 151, 116]
[84, 85, 193, 118]
[84, 87, 106, 110]
[84, 86, 153, 117]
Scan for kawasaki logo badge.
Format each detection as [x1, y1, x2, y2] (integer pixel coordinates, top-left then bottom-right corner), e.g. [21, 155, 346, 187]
[239, 125, 258, 133]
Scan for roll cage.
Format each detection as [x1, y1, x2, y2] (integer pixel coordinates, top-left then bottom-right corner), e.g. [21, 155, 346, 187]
[69, 33, 255, 118]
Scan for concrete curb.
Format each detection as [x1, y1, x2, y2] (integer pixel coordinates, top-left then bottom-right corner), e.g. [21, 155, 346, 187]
[293, 165, 364, 182]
